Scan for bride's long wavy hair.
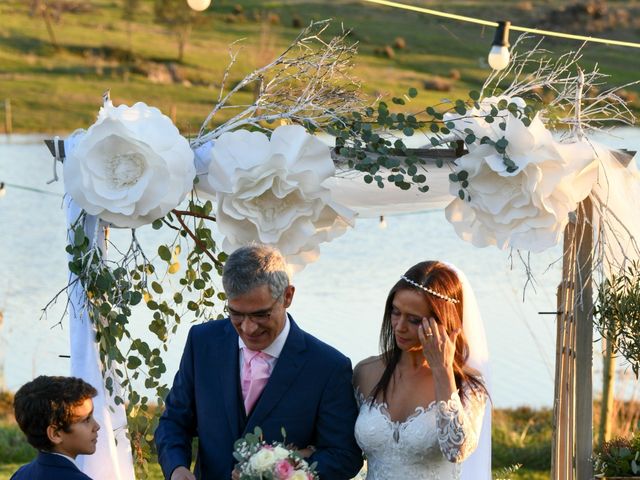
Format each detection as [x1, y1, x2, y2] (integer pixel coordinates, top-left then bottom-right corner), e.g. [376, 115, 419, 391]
[370, 261, 487, 405]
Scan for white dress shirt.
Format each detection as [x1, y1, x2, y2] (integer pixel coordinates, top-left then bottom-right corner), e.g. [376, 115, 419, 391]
[237, 315, 291, 377]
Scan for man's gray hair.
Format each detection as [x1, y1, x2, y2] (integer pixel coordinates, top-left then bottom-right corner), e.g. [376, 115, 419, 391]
[222, 244, 290, 299]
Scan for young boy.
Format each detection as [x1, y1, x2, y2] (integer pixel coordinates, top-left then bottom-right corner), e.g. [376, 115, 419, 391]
[11, 375, 100, 480]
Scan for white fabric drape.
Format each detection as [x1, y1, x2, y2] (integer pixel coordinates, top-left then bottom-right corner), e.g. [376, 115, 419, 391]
[591, 145, 640, 276]
[64, 133, 135, 480]
[325, 167, 454, 217]
[450, 266, 492, 480]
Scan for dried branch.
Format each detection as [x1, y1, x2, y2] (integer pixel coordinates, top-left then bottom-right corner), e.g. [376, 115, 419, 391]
[484, 34, 638, 135]
[192, 20, 363, 148]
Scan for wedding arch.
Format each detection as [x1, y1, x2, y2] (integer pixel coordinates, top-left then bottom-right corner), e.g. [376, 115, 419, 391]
[44, 21, 640, 480]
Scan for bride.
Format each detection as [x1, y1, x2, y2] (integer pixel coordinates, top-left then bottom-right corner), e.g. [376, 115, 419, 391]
[353, 261, 491, 480]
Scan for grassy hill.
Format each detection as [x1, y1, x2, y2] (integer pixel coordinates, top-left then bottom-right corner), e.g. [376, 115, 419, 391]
[0, 0, 639, 134]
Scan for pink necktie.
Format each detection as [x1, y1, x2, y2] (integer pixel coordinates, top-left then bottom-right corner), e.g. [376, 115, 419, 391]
[241, 348, 271, 414]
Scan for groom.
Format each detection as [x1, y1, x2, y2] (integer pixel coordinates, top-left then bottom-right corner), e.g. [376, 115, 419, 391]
[155, 244, 362, 480]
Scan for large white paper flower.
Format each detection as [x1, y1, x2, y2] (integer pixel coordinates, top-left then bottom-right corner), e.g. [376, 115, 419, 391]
[207, 125, 355, 269]
[444, 96, 598, 252]
[64, 102, 195, 228]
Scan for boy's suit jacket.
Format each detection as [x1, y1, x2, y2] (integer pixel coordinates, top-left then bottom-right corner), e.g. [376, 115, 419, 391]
[10, 452, 92, 480]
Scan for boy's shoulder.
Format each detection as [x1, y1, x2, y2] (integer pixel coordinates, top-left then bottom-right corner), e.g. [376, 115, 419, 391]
[11, 452, 93, 480]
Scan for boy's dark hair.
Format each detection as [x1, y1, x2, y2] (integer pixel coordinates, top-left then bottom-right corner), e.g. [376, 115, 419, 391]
[13, 375, 97, 451]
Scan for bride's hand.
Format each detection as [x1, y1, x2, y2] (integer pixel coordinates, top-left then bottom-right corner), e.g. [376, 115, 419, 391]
[418, 317, 460, 374]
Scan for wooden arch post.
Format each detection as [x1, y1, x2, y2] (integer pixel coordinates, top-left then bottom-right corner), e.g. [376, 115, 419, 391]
[552, 197, 594, 480]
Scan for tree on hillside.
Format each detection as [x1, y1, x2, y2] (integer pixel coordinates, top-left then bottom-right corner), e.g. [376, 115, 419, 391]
[30, 0, 61, 52]
[154, 0, 194, 62]
[122, 0, 140, 59]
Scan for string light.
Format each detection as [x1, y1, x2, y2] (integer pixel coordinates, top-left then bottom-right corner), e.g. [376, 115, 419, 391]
[187, 0, 211, 12]
[488, 21, 510, 71]
[359, 0, 640, 50]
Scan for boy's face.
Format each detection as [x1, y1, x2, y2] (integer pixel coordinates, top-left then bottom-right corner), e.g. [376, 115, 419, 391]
[49, 398, 100, 458]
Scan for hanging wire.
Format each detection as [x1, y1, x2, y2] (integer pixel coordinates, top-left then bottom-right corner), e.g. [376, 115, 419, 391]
[360, 0, 640, 49]
[0, 181, 62, 197]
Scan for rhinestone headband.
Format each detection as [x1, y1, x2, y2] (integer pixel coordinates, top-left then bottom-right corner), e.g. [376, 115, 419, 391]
[400, 275, 460, 304]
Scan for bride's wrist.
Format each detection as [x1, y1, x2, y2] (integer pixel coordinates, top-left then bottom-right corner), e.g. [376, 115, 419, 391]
[430, 364, 454, 380]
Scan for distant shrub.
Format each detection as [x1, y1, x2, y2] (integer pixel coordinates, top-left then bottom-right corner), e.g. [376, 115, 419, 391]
[0, 424, 36, 464]
[0, 391, 13, 421]
[422, 76, 452, 92]
[393, 37, 406, 50]
[492, 407, 552, 471]
[267, 12, 280, 25]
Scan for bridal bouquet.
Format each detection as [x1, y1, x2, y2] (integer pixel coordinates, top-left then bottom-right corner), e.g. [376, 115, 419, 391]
[233, 428, 319, 480]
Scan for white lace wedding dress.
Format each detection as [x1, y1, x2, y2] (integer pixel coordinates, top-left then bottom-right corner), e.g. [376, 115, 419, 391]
[355, 383, 487, 480]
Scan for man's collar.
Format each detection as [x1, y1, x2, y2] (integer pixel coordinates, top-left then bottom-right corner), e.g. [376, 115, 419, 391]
[238, 315, 290, 358]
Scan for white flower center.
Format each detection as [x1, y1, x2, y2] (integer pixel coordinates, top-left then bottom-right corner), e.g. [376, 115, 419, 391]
[251, 188, 304, 222]
[106, 151, 146, 189]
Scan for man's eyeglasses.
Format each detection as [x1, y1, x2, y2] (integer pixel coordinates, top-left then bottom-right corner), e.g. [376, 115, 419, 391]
[225, 297, 281, 324]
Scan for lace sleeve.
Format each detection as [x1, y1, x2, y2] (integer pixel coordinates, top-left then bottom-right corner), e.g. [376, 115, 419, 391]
[435, 382, 487, 463]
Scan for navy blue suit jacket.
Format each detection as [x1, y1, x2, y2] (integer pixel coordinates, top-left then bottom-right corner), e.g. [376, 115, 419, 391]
[10, 452, 92, 480]
[155, 316, 362, 479]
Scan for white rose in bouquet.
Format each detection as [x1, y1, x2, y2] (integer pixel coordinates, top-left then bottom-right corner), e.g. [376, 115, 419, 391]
[64, 102, 195, 228]
[289, 471, 312, 480]
[249, 448, 277, 473]
[273, 445, 291, 460]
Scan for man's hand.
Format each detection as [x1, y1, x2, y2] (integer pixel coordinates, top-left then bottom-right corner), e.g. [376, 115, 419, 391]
[297, 445, 316, 458]
[171, 466, 196, 480]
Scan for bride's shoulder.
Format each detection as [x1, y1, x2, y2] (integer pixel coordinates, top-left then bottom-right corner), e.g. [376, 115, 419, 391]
[353, 356, 384, 392]
[354, 355, 384, 374]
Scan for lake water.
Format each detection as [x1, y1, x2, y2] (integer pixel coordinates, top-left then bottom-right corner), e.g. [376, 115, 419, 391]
[1, 130, 639, 408]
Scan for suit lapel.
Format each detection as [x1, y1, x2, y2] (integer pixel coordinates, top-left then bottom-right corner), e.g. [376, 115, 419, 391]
[245, 317, 307, 433]
[217, 321, 243, 442]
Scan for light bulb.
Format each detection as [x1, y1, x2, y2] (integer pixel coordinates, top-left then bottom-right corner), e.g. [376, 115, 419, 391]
[487, 20, 511, 71]
[187, 0, 211, 11]
[488, 45, 510, 71]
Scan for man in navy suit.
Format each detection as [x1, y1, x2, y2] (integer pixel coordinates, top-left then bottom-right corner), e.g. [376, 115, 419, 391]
[11, 376, 100, 480]
[155, 244, 362, 480]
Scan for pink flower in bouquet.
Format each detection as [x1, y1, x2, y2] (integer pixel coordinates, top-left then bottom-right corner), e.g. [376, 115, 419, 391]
[275, 459, 294, 479]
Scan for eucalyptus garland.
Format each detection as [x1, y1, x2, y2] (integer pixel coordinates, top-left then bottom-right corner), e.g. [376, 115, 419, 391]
[66, 198, 225, 474]
[328, 87, 537, 200]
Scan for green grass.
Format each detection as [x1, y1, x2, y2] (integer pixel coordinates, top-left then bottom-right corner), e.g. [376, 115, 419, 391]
[0, 462, 549, 480]
[0, 0, 638, 133]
